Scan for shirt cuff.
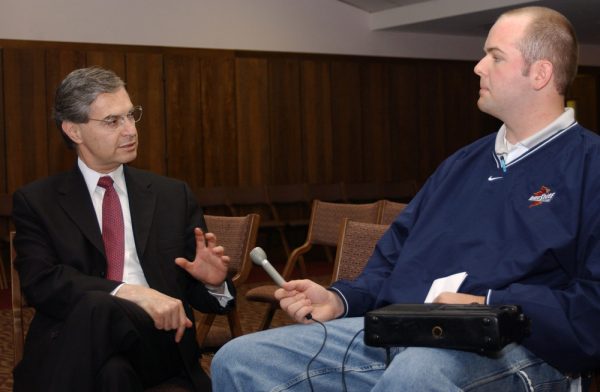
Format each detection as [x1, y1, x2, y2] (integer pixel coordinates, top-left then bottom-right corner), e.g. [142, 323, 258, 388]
[110, 282, 125, 296]
[206, 281, 234, 307]
[485, 289, 492, 305]
[327, 287, 348, 318]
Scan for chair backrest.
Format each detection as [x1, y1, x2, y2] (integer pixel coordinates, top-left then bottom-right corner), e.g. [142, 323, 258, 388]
[203, 214, 260, 286]
[10, 231, 26, 365]
[281, 200, 380, 278]
[378, 199, 408, 225]
[308, 200, 381, 247]
[331, 219, 389, 283]
[195, 214, 260, 349]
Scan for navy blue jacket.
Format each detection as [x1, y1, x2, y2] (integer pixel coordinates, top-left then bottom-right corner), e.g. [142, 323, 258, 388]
[333, 123, 600, 373]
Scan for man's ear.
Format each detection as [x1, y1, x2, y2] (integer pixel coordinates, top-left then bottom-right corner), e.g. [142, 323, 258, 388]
[62, 121, 83, 145]
[530, 60, 554, 91]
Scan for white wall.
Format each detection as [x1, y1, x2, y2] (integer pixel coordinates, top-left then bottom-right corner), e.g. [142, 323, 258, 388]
[1, 0, 599, 65]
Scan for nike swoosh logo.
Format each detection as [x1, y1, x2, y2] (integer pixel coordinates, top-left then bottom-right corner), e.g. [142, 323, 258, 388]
[488, 176, 503, 182]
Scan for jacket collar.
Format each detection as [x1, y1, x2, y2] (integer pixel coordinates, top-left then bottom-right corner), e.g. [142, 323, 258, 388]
[57, 167, 105, 255]
[56, 164, 156, 259]
[123, 166, 155, 258]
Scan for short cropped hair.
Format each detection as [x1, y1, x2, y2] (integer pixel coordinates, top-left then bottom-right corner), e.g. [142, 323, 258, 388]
[53, 67, 125, 148]
[501, 6, 578, 95]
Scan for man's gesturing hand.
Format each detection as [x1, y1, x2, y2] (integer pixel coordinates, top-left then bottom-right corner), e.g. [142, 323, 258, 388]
[175, 227, 230, 287]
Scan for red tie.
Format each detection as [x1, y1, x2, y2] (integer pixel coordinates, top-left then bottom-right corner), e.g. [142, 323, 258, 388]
[98, 176, 125, 281]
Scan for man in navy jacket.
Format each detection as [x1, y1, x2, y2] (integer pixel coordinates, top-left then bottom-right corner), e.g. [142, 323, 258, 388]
[212, 6, 600, 391]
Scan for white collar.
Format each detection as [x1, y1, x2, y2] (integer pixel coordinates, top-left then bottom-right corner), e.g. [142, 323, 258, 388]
[495, 107, 576, 156]
[78, 158, 126, 195]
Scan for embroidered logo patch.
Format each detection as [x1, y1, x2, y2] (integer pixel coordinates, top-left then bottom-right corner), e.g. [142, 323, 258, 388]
[528, 186, 555, 207]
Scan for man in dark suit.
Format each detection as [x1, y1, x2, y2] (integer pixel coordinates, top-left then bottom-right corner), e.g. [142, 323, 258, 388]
[12, 67, 233, 391]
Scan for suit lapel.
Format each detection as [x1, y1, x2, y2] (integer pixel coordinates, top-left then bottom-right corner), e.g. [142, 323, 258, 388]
[58, 167, 105, 255]
[124, 166, 156, 259]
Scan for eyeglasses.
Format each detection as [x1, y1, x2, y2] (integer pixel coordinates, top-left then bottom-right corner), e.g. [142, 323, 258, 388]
[87, 105, 143, 129]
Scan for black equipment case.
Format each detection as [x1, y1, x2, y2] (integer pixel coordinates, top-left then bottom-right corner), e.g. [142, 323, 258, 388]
[364, 303, 530, 354]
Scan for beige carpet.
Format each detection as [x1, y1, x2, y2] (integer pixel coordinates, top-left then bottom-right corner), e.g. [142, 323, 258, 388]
[0, 277, 329, 391]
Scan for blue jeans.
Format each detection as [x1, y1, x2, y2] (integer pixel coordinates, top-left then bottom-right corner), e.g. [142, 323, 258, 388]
[211, 317, 574, 391]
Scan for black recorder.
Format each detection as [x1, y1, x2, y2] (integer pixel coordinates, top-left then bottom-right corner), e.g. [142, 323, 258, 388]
[364, 304, 530, 354]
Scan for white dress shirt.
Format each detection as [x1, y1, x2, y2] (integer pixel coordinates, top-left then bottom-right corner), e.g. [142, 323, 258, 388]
[78, 159, 232, 306]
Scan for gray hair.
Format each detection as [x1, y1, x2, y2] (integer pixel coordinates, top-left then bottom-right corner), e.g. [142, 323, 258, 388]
[53, 67, 125, 148]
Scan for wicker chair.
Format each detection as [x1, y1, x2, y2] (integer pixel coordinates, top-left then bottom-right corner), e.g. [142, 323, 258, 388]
[226, 185, 291, 260]
[330, 219, 389, 283]
[245, 200, 381, 330]
[377, 199, 407, 225]
[194, 213, 260, 350]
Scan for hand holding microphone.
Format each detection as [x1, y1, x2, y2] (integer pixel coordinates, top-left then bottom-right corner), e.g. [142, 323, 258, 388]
[250, 247, 312, 320]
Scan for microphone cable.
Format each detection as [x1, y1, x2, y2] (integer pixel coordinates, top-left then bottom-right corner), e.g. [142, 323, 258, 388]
[341, 328, 365, 392]
[305, 322, 377, 392]
[306, 318, 327, 392]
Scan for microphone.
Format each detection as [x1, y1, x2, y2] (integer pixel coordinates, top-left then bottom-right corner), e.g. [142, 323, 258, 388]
[249, 247, 286, 286]
[250, 246, 312, 320]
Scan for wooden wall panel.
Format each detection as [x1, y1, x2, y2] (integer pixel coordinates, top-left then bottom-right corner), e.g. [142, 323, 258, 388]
[361, 62, 392, 183]
[126, 52, 166, 175]
[164, 55, 204, 190]
[300, 59, 333, 184]
[200, 57, 238, 186]
[570, 74, 598, 131]
[388, 63, 419, 182]
[1, 39, 598, 197]
[330, 61, 363, 182]
[235, 57, 269, 186]
[441, 63, 484, 156]
[416, 62, 447, 181]
[45, 49, 86, 174]
[268, 58, 303, 184]
[0, 49, 5, 193]
[86, 51, 126, 81]
[3, 48, 48, 192]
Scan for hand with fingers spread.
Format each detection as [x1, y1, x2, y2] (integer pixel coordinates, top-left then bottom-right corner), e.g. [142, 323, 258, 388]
[275, 279, 345, 324]
[115, 284, 192, 342]
[175, 227, 230, 287]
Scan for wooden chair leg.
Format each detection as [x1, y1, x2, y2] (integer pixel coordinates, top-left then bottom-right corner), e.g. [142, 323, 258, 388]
[258, 305, 278, 331]
[227, 309, 243, 338]
[195, 313, 216, 346]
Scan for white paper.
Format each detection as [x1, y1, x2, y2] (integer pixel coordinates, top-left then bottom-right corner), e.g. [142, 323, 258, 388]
[424, 272, 468, 303]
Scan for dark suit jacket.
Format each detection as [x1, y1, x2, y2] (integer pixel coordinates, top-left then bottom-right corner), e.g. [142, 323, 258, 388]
[12, 165, 234, 390]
